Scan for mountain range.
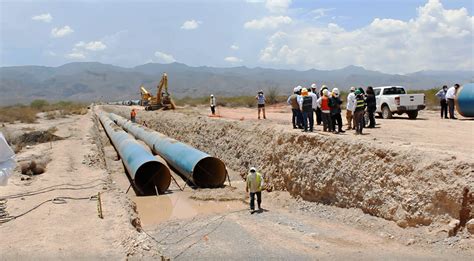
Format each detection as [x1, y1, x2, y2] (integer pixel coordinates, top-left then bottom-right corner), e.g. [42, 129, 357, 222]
[0, 62, 472, 105]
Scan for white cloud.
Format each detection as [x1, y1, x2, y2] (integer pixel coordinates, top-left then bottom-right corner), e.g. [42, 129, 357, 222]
[246, 0, 264, 3]
[75, 41, 107, 51]
[31, 13, 52, 23]
[230, 44, 239, 50]
[181, 20, 201, 30]
[244, 16, 292, 30]
[51, 25, 73, 38]
[258, 0, 473, 73]
[265, 0, 292, 13]
[224, 56, 243, 63]
[310, 8, 335, 20]
[154, 51, 176, 63]
[66, 52, 86, 60]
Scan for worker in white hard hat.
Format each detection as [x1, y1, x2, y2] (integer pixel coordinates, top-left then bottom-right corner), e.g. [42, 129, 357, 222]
[210, 94, 216, 115]
[287, 86, 303, 129]
[329, 88, 345, 134]
[346, 87, 356, 130]
[246, 167, 264, 214]
[311, 83, 322, 125]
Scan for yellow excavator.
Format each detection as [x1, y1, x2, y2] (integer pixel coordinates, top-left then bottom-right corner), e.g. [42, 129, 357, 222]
[143, 73, 176, 111]
[139, 86, 152, 106]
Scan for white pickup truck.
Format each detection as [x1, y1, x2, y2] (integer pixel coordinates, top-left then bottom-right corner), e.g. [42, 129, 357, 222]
[374, 86, 425, 119]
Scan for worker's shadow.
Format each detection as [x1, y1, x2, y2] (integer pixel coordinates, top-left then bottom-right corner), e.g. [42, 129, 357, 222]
[255, 208, 269, 214]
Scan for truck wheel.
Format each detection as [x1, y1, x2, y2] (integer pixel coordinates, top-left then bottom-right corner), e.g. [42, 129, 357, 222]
[377, 113, 383, 118]
[407, 111, 418, 119]
[382, 105, 393, 119]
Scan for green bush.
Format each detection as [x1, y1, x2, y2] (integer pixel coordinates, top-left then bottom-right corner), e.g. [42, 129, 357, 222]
[30, 99, 49, 110]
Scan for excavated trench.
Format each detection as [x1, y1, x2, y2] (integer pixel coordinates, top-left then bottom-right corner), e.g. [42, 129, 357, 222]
[108, 107, 472, 227]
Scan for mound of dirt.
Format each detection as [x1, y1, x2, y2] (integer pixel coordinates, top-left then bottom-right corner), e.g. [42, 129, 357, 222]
[108, 107, 473, 227]
[15, 130, 63, 145]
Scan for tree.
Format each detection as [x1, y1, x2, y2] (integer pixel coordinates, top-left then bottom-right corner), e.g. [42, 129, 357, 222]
[30, 99, 49, 110]
[266, 87, 279, 104]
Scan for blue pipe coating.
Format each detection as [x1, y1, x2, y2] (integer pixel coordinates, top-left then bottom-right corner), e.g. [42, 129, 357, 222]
[98, 113, 171, 195]
[455, 83, 474, 117]
[108, 113, 227, 188]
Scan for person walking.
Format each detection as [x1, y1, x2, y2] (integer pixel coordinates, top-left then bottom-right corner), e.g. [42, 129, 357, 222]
[287, 87, 303, 129]
[298, 88, 314, 132]
[446, 84, 460, 119]
[330, 88, 345, 134]
[346, 86, 356, 130]
[130, 108, 137, 123]
[210, 94, 217, 115]
[246, 167, 264, 214]
[366, 86, 376, 128]
[354, 89, 366, 135]
[317, 89, 332, 132]
[311, 83, 322, 125]
[256, 90, 266, 119]
[436, 85, 448, 119]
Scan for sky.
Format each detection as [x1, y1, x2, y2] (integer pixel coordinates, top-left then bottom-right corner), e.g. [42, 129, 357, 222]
[0, 0, 472, 74]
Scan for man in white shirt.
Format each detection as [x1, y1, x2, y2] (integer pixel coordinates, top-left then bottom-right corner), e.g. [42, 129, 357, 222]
[445, 84, 460, 119]
[346, 87, 356, 130]
[210, 94, 216, 115]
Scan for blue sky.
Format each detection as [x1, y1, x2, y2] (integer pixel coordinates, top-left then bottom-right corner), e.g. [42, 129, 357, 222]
[0, 0, 472, 73]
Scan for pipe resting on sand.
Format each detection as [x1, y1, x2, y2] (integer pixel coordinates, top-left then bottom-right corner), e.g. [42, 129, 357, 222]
[108, 113, 227, 188]
[98, 113, 171, 195]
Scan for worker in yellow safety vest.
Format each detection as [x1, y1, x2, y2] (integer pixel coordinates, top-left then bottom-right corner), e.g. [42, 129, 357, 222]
[246, 167, 264, 214]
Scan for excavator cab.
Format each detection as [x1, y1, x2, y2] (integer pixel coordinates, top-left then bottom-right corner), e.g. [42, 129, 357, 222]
[145, 73, 176, 111]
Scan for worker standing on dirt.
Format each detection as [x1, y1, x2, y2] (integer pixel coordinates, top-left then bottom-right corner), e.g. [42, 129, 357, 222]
[346, 87, 356, 130]
[298, 88, 314, 132]
[317, 89, 332, 132]
[256, 90, 266, 120]
[130, 109, 137, 123]
[366, 86, 376, 128]
[435, 85, 448, 119]
[311, 83, 322, 125]
[287, 87, 303, 129]
[210, 94, 217, 115]
[246, 167, 264, 214]
[445, 84, 459, 119]
[329, 88, 344, 134]
[354, 89, 366, 135]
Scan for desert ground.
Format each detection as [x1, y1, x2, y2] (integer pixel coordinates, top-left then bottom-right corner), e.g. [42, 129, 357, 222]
[0, 104, 472, 260]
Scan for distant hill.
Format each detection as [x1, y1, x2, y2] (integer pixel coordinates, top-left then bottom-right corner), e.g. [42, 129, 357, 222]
[0, 62, 472, 105]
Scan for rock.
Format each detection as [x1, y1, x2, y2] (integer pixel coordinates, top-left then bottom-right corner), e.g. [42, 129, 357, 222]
[142, 244, 150, 251]
[467, 219, 474, 234]
[406, 238, 415, 246]
[448, 219, 460, 236]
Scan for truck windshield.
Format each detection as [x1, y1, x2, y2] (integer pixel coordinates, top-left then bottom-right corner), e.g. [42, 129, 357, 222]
[383, 87, 406, 95]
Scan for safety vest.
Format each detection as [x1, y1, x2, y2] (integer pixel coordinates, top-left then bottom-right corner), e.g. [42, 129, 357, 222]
[247, 172, 263, 192]
[321, 96, 330, 111]
[355, 96, 365, 111]
[302, 96, 313, 112]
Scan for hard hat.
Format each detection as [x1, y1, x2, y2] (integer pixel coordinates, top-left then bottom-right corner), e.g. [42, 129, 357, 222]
[293, 87, 298, 93]
[350, 86, 356, 92]
[301, 88, 308, 96]
[322, 89, 329, 96]
[296, 85, 302, 91]
[321, 85, 328, 90]
[355, 89, 361, 95]
[250, 167, 257, 173]
[210, 94, 214, 97]
[332, 88, 339, 96]
[311, 83, 317, 89]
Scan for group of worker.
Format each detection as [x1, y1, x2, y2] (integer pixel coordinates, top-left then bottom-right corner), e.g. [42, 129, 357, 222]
[210, 90, 267, 119]
[435, 84, 460, 119]
[287, 84, 373, 135]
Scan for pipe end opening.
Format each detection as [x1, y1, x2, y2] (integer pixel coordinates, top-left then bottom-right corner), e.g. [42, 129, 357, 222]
[135, 161, 171, 195]
[193, 157, 227, 188]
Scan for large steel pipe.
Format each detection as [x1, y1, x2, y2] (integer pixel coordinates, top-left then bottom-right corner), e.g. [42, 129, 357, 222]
[98, 113, 171, 195]
[108, 113, 227, 188]
[455, 83, 474, 117]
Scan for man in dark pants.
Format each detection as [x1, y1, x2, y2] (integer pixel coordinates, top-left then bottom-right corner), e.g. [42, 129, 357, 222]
[246, 167, 263, 214]
[311, 84, 322, 125]
[366, 86, 376, 128]
[436, 85, 448, 119]
[287, 87, 303, 129]
[445, 84, 459, 119]
[298, 88, 314, 132]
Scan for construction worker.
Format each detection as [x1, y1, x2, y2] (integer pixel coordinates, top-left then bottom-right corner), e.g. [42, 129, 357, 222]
[346, 87, 356, 130]
[311, 83, 322, 125]
[446, 84, 460, 119]
[329, 88, 345, 134]
[354, 89, 366, 135]
[256, 90, 266, 119]
[317, 89, 332, 132]
[435, 85, 448, 119]
[130, 108, 137, 123]
[298, 88, 314, 132]
[210, 94, 216, 115]
[246, 167, 264, 213]
[287, 87, 303, 129]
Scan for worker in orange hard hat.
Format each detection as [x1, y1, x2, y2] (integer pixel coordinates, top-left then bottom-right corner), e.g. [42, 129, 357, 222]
[130, 108, 137, 123]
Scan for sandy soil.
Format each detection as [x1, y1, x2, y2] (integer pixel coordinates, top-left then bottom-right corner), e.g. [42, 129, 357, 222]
[0, 110, 160, 259]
